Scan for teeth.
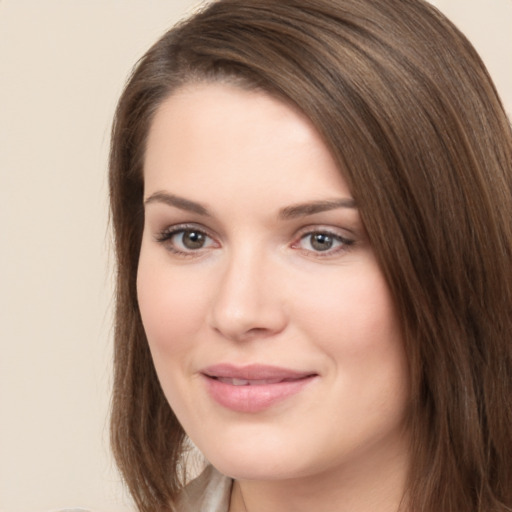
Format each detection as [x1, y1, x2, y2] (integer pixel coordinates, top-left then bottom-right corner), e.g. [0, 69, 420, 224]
[217, 377, 283, 386]
[232, 378, 249, 386]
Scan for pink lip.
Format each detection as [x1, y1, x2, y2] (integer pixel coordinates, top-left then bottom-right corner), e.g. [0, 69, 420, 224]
[201, 364, 317, 413]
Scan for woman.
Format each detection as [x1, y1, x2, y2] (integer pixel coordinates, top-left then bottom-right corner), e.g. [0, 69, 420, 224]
[108, 0, 512, 510]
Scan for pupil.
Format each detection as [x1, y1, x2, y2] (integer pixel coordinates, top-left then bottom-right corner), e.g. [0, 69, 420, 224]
[311, 233, 333, 251]
[183, 230, 205, 249]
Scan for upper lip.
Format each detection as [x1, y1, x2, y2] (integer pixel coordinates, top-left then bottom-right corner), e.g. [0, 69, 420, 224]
[201, 363, 316, 381]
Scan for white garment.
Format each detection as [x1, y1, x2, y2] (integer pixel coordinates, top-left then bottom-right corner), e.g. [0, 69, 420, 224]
[176, 465, 233, 512]
[52, 467, 231, 512]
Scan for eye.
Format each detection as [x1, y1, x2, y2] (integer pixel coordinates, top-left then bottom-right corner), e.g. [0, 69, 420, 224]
[155, 226, 217, 255]
[294, 230, 354, 255]
[176, 229, 209, 250]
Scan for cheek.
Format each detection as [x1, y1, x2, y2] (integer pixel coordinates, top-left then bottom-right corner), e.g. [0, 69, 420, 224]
[136, 250, 208, 358]
[310, 269, 409, 430]
[295, 263, 401, 353]
[294, 261, 409, 407]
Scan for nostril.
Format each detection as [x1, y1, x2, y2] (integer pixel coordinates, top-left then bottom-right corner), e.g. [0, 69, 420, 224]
[208, 265, 288, 340]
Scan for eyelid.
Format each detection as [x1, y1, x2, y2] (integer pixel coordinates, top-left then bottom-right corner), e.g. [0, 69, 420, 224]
[294, 223, 356, 238]
[154, 222, 209, 240]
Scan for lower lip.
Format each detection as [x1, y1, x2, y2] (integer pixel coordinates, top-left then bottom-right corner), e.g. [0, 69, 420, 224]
[202, 375, 316, 413]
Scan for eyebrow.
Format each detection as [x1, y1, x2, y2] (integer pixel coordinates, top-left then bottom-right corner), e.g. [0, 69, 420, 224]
[278, 198, 357, 219]
[144, 191, 356, 219]
[144, 191, 210, 216]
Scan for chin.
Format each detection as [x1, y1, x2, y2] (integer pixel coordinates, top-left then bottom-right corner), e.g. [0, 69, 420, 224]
[196, 433, 318, 481]
[211, 455, 305, 481]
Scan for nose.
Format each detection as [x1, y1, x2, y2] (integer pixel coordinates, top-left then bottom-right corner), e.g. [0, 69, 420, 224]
[208, 247, 288, 342]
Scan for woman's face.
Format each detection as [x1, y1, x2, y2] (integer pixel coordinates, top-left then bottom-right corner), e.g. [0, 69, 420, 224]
[138, 83, 410, 483]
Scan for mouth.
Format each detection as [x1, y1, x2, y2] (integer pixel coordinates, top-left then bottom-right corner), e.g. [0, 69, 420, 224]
[201, 364, 318, 413]
[214, 377, 305, 386]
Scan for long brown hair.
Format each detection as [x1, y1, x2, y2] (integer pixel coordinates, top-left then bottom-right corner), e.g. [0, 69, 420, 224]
[109, 0, 512, 510]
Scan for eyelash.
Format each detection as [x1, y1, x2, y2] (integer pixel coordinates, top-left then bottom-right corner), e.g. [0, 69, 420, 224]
[154, 224, 355, 258]
[154, 224, 218, 257]
[292, 230, 354, 257]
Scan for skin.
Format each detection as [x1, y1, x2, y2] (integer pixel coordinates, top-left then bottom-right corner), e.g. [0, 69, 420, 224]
[138, 82, 411, 512]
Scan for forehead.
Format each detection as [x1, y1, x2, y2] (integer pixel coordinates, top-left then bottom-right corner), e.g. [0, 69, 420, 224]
[145, 82, 323, 169]
[143, 82, 350, 205]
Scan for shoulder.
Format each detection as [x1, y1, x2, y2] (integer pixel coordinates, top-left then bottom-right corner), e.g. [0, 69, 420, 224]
[176, 464, 233, 512]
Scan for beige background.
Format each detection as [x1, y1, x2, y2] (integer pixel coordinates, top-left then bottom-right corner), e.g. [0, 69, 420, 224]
[0, 1, 510, 511]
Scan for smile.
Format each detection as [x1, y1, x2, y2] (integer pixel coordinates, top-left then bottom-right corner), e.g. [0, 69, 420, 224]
[216, 377, 293, 386]
[201, 364, 318, 413]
